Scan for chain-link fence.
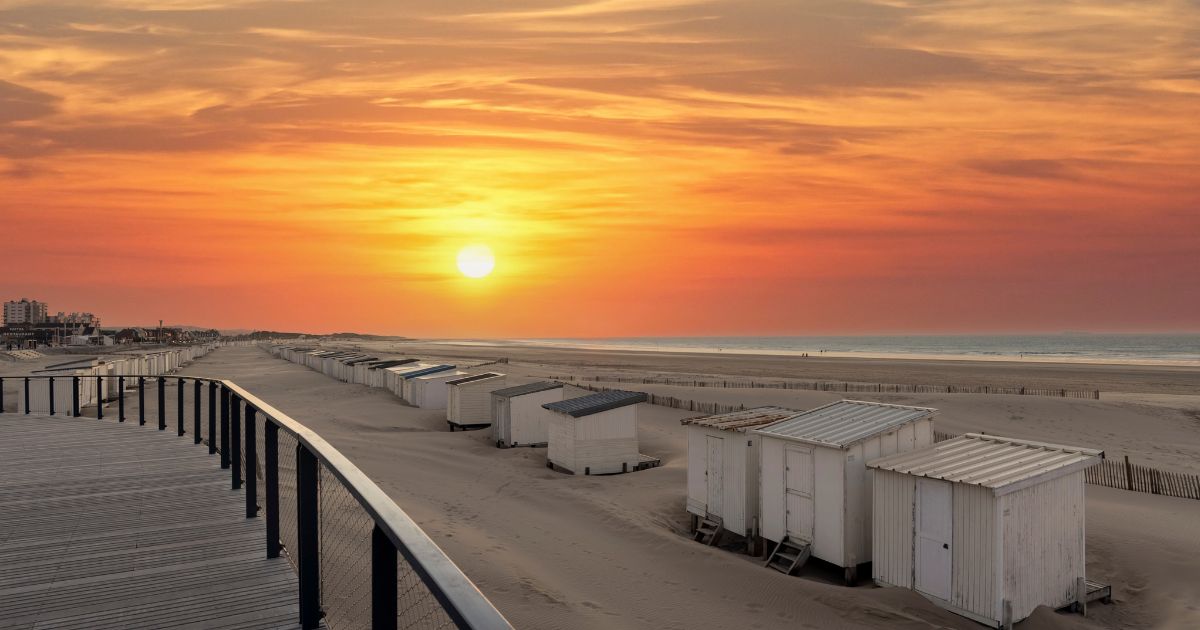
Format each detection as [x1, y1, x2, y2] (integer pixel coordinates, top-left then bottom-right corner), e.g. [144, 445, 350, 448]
[319, 464, 374, 630]
[277, 430, 301, 572]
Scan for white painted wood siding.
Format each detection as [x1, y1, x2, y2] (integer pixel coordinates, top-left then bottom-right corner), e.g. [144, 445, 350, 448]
[685, 427, 758, 536]
[871, 469, 914, 588]
[1001, 472, 1086, 623]
[571, 406, 639, 474]
[951, 482, 998, 623]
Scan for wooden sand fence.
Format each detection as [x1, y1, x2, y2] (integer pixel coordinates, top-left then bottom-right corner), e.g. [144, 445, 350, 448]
[550, 375, 1100, 400]
[933, 431, 1200, 501]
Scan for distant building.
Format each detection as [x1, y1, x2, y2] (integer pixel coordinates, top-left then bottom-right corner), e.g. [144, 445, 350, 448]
[3, 298, 49, 325]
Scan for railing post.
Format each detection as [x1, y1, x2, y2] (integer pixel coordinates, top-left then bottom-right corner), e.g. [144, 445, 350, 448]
[372, 525, 398, 630]
[208, 382, 217, 454]
[231, 395, 243, 490]
[0, 377, 5, 414]
[193, 379, 202, 444]
[177, 377, 185, 436]
[297, 444, 322, 629]
[138, 377, 145, 425]
[157, 376, 166, 430]
[245, 406, 259, 517]
[97, 376, 103, 420]
[220, 387, 230, 469]
[72, 376, 79, 417]
[24, 377, 29, 414]
[119, 376, 125, 422]
[265, 420, 280, 558]
[49, 377, 55, 416]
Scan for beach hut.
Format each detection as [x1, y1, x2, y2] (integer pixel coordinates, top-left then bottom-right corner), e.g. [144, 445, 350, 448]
[399, 365, 455, 402]
[681, 407, 799, 548]
[410, 370, 468, 410]
[753, 400, 937, 583]
[490, 381, 564, 447]
[543, 390, 657, 475]
[446, 372, 507, 431]
[868, 434, 1106, 628]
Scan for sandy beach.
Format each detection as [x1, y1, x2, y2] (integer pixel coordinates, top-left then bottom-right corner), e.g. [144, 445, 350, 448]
[141, 342, 1195, 630]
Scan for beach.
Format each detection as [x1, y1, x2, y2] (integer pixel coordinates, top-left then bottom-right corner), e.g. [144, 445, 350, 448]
[151, 342, 1195, 630]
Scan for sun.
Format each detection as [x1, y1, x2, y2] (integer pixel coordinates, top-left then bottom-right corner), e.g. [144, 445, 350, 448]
[456, 244, 495, 278]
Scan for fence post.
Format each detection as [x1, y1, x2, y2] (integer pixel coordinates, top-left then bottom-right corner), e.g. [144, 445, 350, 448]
[265, 420, 280, 558]
[138, 377, 145, 425]
[297, 444, 322, 629]
[119, 376, 125, 422]
[1124, 456, 1134, 491]
[245, 406, 259, 517]
[0, 377, 5, 414]
[24, 377, 29, 414]
[49, 377, 55, 416]
[231, 395, 243, 490]
[97, 376, 103, 420]
[372, 525, 398, 630]
[220, 387, 230, 469]
[72, 376, 80, 417]
[157, 377, 166, 430]
[177, 377, 185, 436]
[193, 379, 202, 444]
[208, 382, 217, 454]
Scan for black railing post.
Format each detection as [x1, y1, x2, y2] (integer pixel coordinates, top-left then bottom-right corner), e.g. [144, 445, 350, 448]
[0, 377, 4, 414]
[265, 420, 280, 558]
[49, 377, 55, 416]
[193, 379, 202, 444]
[138, 377, 145, 425]
[24, 377, 29, 414]
[119, 376, 125, 422]
[157, 376, 166, 430]
[97, 376, 103, 420]
[208, 382, 217, 454]
[177, 377, 185, 436]
[245, 406, 258, 517]
[231, 395, 242, 490]
[72, 376, 80, 417]
[372, 525, 398, 630]
[297, 444, 322, 629]
[220, 387, 230, 469]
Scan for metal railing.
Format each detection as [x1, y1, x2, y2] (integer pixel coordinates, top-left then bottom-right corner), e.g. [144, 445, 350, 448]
[0, 374, 513, 630]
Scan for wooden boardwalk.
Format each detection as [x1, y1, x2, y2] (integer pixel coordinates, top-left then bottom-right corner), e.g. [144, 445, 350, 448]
[0, 413, 302, 629]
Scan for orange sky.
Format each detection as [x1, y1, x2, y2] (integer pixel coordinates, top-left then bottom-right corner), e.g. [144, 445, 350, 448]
[2, 0, 1198, 336]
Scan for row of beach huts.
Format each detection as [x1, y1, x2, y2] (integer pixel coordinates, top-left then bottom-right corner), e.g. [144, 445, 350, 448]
[17, 344, 216, 414]
[267, 345, 1110, 629]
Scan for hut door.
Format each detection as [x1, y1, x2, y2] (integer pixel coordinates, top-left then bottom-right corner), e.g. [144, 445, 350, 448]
[705, 436, 723, 516]
[915, 478, 952, 601]
[784, 448, 814, 543]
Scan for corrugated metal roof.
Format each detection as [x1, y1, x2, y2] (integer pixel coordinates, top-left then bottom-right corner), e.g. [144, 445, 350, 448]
[368, 359, 416, 369]
[542, 390, 647, 418]
[681, 406, 799, 432]
[752, 400, 936, 448]
[399, 365, 454, 379]
[446, 372, 503, 386]
[491, 381, 563, 398]
[868, 433, 1102, 494]
[416, 370, 467, 381]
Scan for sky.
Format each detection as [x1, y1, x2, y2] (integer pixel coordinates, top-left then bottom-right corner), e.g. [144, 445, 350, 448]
[2, 0, 1198, 337]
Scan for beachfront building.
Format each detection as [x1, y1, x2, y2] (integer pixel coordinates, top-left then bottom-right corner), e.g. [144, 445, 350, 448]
[753, 400, 937, 584]
[682, 407, 799, 550]
[446, 372, 507, 430]
[398, 365, 455, 402]
[868, 434, 1106, 628]
[364, 359, 416, 388]
[490, 381, 564, 447]
[410, 370, 468, 410]
[3, 298, 49, 325]
[543, 390, 656, 475]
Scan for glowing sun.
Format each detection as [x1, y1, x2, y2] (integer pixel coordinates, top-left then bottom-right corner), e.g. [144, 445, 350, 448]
[456, 244, 495, 278]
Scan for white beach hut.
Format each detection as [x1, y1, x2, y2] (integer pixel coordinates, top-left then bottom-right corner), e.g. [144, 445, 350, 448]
[410, 370, 468, 410]
[753, 400, 937, 583]
[399, 365, 455, 402]
[868, 434, 1106, 628]
[446, 372, 507, 431]
[490, 381, 564, 448]
[681, 407, 799, 548]
[543, 390, 656, 475]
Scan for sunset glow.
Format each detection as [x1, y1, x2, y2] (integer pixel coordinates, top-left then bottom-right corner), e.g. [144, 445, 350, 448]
[457, 245, 496, 279]
[2, 1, 1197, 336]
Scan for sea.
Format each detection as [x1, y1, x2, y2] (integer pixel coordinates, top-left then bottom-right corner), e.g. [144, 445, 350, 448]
[519, 334, 1200, 366]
